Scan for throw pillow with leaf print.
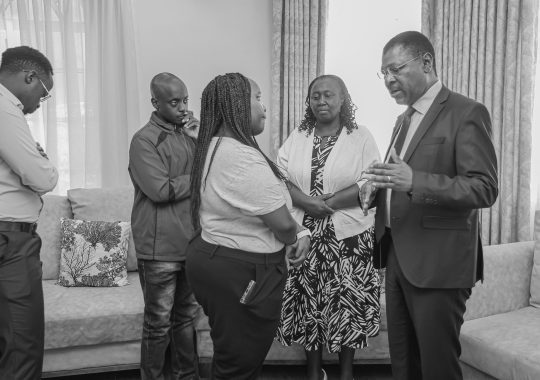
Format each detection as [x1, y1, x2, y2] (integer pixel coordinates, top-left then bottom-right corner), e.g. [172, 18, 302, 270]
[57, 218, 131, 287]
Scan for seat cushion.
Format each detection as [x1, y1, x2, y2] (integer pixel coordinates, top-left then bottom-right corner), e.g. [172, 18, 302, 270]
[460, 307, 540, 380]
[67, 187, 137, 271]
[44, 272, 144, 349]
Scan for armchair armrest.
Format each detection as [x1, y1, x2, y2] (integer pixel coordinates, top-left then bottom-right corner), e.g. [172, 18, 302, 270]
[464, 241, 534, 321]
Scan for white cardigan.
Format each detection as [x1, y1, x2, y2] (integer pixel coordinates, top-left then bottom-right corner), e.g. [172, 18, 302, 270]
[277, 125, 380, 240]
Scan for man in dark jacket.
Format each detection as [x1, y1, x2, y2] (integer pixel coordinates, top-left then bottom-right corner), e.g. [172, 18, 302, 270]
[366, 31, 498, 380]
[129, 72, 199, 380]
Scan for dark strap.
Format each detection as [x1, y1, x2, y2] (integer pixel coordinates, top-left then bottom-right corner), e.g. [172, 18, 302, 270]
[0, 221, 37, 233]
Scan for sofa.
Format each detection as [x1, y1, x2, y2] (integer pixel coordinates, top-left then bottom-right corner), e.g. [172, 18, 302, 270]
[459, 210, 540, 379]
[40, 186, 540, 378]
[39, 187, 144, 377]
[37, 186, 390, 377]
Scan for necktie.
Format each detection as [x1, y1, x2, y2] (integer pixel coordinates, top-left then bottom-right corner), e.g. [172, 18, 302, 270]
[393, 106, 415, 156]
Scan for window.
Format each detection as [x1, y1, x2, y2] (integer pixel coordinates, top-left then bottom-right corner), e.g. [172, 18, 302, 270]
[327, 2, 540, 231]
[325, 0, 422, 153]
[0, 0, 86, 193]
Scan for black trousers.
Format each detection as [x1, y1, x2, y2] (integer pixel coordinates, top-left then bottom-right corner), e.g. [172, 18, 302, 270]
[385, 233, 470, 380]
[186, 235, 287, 380]
[0, 231, 44, 380]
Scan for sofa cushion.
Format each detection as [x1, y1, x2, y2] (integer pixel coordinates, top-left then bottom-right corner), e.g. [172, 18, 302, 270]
[530, 210, 540, 307]
[67, 187, 137, 271]
[464, 241, 534, 321]
[58, 218, 131, 287]
[460, 307, 540, 380]
[44, 272, 143, 349]
[38, 195, 73, 280]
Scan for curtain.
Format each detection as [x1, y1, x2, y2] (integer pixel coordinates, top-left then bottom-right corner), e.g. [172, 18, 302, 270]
[270, 0, 328, 158]
[0, 0, 139, 192]
[82, 0, 139, 188]
[422, 0, 539, 244]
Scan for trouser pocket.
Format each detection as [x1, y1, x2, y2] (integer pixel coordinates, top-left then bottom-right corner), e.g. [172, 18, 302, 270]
[243, 261, 287, 321]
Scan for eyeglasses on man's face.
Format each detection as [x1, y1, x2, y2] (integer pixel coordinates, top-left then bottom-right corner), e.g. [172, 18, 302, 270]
[37, 78, 51, 102]
[22, 69, 52, 102]
[378, 54, 422, 80]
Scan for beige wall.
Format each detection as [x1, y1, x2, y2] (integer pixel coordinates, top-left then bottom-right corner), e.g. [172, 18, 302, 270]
[132, 0, 274, 153]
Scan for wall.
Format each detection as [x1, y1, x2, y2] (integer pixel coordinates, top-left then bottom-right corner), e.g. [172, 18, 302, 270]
[132, 0, 274, 153]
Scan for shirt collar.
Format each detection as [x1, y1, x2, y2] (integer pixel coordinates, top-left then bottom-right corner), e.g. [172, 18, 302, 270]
[411, 80, 442, 115]
[0, 82, 24, 111]
[150, 111, 177, 132]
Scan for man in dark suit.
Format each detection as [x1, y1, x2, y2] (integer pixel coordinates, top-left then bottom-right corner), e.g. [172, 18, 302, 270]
[365, 31, 498, 380]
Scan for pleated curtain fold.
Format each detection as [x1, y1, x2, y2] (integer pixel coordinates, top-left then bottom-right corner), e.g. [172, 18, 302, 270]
[422, 0, 539, 243]
[270, 0, 328, 158]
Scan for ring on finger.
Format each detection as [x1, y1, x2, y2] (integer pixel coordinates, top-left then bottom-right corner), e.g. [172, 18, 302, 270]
[386, 175, 391, 182]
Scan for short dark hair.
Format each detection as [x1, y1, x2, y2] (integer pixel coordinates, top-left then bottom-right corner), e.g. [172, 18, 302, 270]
[383, 31, 437, 74]
[0, 46, 53, 76]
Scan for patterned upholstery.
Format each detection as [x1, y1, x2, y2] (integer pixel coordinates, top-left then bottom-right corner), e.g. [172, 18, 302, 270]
[67, 187, 137, 271]
[57, 219, 131, 287]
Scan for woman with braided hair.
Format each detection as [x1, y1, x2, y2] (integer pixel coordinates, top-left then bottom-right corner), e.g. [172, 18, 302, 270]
[275, 75, 381, 380]
[185, 73, 310, 380]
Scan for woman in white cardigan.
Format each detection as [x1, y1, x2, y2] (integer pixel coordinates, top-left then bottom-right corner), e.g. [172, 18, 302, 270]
[275, 75, 381, 380]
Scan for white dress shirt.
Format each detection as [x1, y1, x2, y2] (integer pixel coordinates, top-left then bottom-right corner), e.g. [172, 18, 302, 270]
[385, 80, 443, 226]
[0, 83, 58, 222]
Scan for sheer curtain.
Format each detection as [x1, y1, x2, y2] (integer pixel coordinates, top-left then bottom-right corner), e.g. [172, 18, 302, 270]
[0, 0, 140, 193]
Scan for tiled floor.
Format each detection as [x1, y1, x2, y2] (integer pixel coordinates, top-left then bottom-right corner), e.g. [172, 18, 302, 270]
[46, 364, 393, 379]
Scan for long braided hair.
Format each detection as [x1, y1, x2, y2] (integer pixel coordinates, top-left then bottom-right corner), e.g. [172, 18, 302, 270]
[190, 73, 286, 230]
[297, 74, 358, 135]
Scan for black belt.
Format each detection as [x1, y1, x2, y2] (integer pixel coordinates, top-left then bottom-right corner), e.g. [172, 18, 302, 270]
[0, 221, 37, 233]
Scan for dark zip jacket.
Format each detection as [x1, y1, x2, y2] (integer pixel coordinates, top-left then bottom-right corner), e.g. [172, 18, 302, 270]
[128, 112, 195, 261]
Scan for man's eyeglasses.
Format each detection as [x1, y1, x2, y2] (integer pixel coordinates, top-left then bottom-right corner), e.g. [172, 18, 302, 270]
[22, 70, 52, 102]
[378, 55, 422, 79]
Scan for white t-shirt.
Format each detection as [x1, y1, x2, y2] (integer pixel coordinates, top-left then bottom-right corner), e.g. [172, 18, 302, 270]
[200, 137, 292, 253]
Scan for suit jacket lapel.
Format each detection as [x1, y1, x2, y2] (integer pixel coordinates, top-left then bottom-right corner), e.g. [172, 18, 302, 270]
[402, 86, 450, 163]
